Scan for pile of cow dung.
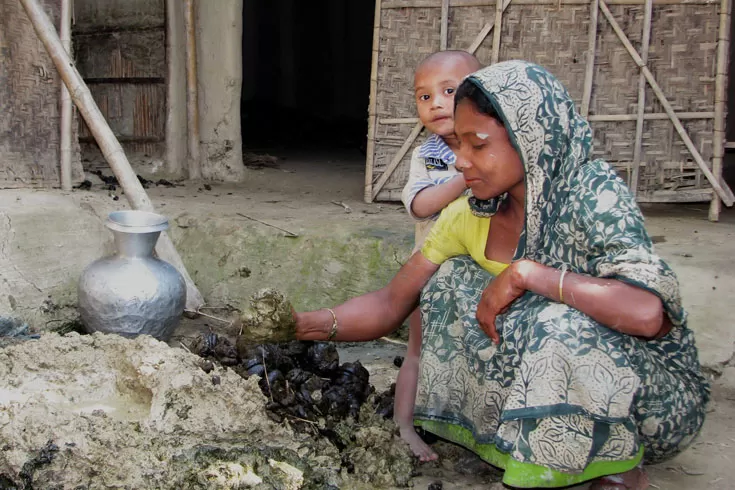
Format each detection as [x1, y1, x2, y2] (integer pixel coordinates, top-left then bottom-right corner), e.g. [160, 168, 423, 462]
[0, 332, 413, 489]
[190, 288, 398, 447]
[192, 334, 393, 450]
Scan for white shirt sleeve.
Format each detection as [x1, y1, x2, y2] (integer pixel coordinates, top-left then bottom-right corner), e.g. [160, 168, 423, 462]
[401, 147, 434, 221]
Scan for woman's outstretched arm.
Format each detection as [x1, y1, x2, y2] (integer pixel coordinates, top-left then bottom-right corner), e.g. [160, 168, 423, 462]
[295, 253, 440, 342]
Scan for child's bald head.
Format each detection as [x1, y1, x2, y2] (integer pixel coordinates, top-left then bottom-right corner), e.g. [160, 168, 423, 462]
[414, 51, 482, 137]
[415, 50, 481, 82]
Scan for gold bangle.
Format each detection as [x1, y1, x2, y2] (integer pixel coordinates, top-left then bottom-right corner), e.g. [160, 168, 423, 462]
[559, 268, 568, 304]
[325, 308, 338, 341]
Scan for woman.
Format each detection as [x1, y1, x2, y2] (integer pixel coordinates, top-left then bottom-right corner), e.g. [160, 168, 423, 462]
[294, 61, 709, 489]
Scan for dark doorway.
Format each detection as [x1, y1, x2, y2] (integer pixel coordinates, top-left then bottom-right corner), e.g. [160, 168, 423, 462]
[241, 1, 375, 154]
[724, 14, 735, 189]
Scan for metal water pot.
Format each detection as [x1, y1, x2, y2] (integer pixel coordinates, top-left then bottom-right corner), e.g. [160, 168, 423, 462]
[78, 210, 186, 341]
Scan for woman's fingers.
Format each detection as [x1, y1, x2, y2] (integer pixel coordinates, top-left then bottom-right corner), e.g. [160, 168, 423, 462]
[477, 304, 500, 344]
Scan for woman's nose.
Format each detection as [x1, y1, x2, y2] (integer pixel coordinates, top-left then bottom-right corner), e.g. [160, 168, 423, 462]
[455, 156, 470, 171]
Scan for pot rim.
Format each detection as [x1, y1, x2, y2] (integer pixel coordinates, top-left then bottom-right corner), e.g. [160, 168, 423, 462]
[106, 210, 169, 233]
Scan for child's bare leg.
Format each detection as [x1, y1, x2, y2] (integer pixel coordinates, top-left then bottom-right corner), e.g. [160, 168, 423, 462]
[394, 308, 438, 461]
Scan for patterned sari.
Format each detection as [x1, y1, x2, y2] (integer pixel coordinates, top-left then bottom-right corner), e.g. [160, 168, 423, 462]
[413, 61, 710, 488]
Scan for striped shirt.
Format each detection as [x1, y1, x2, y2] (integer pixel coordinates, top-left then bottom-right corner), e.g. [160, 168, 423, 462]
[401, 134, 460, 221]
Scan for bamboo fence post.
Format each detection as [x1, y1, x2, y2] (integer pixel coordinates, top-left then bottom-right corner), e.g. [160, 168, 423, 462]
[184, 0, 202, 180]
[630, 0, 653, 196]
[19, 0, 205, 311]
[165, 0, 187, 177]
[599, 0, 734, 206]
[365, 0, 383, 203]
[440, 0, 449, 50]
[59, 0, 72, 191]
[492, 0, 504, 63]
[581, 0, 599, 117]
[710, 0, 732, 221]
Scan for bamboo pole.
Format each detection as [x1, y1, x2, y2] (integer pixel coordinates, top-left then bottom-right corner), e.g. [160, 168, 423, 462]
[382, 0, 718, 7]
[600, 0, 734, 206]
[19, 0, 205, 311]
[581, 0, 599, 117]
[59, 0, 72, 191]
[440, 0, 450, 49]
[492, 0, 504, 63]
[165, 0, 187, 177]
[380, 111, 716, 124]
[630, 0, 653, 196]
[710, 0, 732, 221]
[365, 0, 383, 203]
[184, 0, 202, 180]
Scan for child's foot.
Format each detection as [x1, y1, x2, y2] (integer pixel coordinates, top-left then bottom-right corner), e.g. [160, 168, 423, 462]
[588, 467, 649, 490]
[399, 424, 438, 462]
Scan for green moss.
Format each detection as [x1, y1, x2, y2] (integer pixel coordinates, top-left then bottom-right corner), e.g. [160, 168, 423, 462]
[169, 216, 412, 316]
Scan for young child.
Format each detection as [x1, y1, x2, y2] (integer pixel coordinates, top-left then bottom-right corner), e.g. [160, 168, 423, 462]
[397, 50, 481, 461]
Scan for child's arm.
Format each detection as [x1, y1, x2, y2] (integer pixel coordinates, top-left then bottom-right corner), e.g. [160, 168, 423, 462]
[409, 175, 466, 219]
[402, 149, 467, 220]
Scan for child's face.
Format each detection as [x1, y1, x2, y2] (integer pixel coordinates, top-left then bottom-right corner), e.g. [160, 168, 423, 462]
[414, 60, 474, 137]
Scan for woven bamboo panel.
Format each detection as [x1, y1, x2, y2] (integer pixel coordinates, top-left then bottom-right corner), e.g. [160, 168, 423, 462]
[73, 0, 165, 32]
[370, 1, 722, 202]
[79, 83, 166, 172]
[0, 0, 63, 187]
[73, 0, 166, 174]
[75, 30, 166, 79]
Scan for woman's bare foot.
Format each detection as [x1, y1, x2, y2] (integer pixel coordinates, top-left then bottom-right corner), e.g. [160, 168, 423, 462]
[588, 467, 649, 490]
[399, 424, 439, 462]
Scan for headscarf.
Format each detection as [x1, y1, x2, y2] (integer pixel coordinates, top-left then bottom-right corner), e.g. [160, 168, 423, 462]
[463, 61, 685, 325]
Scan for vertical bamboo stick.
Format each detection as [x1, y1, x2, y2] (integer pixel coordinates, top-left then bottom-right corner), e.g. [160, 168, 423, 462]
[184, 0, 202, 180]
[492, 0, 504, 63]
[581, 0, 599, 117]
[165, 0, 187, 177]
[59, 0, 72, 190]
[440, 0, 449, 50]
[710, 0, 732, 221]
[630, 0, 653, 197]
[19, 0, 205, 310]
[365, 0, 382, 203]
[581, 0, 600, 117]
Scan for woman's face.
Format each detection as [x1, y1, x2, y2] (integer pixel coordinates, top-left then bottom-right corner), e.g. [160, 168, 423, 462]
[454, 98, 525, 201]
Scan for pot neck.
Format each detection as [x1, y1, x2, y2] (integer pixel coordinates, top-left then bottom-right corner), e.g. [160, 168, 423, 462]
[112, 230, 160, 258]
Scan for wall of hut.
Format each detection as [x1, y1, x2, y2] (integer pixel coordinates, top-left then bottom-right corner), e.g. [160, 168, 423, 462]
[0, 0, 83, 188]
[366, 1, 732, 212]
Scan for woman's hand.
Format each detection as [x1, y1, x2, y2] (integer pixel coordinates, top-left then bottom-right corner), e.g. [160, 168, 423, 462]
[476, 260, 533, 343]
[292, 253, 441, 342]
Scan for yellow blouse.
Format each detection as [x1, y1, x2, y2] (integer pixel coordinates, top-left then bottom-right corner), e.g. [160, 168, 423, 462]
[420, 196, 509, 277]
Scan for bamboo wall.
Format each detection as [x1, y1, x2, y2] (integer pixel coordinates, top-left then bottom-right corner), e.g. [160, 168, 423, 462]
[0, 0, 82, 188]
[366, 0, 732, 212]
[73, 0, 166, 175]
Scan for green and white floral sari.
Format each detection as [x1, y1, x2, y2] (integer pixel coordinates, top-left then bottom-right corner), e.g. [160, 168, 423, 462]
[413, 61, 710, 488]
